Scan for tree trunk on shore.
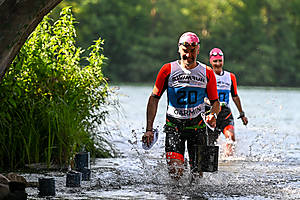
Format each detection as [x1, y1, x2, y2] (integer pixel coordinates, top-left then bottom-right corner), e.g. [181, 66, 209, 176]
[0, 0, 62, 82]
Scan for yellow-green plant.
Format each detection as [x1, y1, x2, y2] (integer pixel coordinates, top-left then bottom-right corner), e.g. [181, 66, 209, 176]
[0, 7, 112, 170]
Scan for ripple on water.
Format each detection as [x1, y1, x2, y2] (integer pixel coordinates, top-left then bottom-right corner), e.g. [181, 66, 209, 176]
[23, 87, 300, 199]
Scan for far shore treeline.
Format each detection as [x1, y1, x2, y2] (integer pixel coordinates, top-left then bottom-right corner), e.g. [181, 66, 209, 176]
[54, 0, 300, 87]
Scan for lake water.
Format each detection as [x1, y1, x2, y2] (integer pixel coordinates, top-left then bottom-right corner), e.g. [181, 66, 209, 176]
[25, 85, 300, 199]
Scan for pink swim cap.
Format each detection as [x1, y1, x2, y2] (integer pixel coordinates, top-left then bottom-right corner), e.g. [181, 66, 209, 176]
[209, 48, 224, 63]
[178, 32, 200, 44]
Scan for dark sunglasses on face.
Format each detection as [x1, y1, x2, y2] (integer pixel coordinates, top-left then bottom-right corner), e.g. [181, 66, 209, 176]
[179, 42, 199, 48]
[212, 59, 223, 63]
[210, 52, 223, 57]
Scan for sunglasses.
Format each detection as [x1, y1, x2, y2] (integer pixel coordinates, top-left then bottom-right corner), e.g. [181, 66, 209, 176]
[179, 42, 199, 48]
[210, 52, 223, 57]
[212, 59, 223, 63]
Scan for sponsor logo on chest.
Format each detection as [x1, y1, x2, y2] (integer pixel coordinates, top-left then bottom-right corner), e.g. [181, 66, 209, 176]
[172, 74, 205, 83]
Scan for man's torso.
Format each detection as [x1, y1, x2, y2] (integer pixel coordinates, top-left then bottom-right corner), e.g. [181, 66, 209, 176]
[166, 61, 208, 120]
[215, 70, 232, 107]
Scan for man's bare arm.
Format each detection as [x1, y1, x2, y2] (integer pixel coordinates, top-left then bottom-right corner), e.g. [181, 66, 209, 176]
[232, 96, 243, 113]
[211, 100, 220, 115]
[232, 96, 248, 125]
[143, 96, 159, 146]
[146, 96, 159, 131]
[206, 100, 220, 128]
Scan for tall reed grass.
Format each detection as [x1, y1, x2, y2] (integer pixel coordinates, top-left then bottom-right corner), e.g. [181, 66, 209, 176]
[0, 7, 113, 170]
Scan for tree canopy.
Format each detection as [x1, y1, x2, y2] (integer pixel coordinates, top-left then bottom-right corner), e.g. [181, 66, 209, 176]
[4, 0, 299, 87]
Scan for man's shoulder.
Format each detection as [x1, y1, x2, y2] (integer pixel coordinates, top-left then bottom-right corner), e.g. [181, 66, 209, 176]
[197, 61, 209, 68]
[157, 62, 172, 76]
[158, 62, 170, 70]
[161, 61, 176, 68]
[196, 61, 213, 74]
[222, 70, 236, 79]
[224, 70, 235, 76]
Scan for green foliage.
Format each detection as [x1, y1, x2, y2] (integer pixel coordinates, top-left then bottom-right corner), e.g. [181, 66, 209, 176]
[205, 0, 299, 86]
[51, 0, 300, 87]
[0, 7, 112, 170]
[53, 0, 189, 83]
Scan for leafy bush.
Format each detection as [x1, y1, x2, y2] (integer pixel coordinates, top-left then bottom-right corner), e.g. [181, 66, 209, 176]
[0, 7, 113, 170]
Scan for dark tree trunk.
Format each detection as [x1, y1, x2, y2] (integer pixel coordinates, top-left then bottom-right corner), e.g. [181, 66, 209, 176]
[0, 0, 62, 82]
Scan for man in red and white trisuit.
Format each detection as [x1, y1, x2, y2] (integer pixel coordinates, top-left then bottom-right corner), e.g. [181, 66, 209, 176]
[142, 32, 220, 180]
[209, 48, 248, 156]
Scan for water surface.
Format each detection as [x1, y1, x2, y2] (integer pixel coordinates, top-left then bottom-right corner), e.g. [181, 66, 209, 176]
[25, 86, 300, 199]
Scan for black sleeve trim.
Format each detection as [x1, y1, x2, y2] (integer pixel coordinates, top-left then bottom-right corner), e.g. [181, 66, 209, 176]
[210, 99, 219, 105]
[151, 93, 161, 99]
